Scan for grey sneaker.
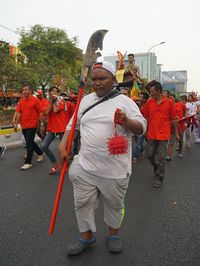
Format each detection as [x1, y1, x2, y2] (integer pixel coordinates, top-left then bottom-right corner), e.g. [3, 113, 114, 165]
[177, 154, 183, 158]
[106, 235, 123, 253]
[66, 236, 96, 256]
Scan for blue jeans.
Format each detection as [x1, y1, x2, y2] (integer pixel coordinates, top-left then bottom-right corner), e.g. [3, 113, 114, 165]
[133, 135, 145, 159]
[42, 132, 64, 164]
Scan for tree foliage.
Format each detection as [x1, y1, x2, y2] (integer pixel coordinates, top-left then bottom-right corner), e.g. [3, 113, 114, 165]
[0, 42, 17, 90]
[18, 24, 82, 91]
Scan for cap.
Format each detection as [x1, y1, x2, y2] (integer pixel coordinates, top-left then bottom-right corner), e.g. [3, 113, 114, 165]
[36, 90, 43, 96]
[92, 60, 116, 76]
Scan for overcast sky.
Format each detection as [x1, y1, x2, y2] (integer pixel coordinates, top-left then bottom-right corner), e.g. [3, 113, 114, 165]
[1, 0, 199, 91]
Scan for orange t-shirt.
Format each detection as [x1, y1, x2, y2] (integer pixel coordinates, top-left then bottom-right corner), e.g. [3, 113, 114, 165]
[143, 97, 176, 140]
[16, 96, 42, 129]
[47, 100, 68, 133]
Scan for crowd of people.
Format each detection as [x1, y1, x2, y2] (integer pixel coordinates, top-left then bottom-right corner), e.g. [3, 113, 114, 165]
[10, 84, 76, 172]
[1, 58, 200, 256]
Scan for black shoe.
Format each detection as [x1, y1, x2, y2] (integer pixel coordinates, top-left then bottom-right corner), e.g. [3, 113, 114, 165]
[66, 236, 96, 256]
[106, 235, 123, 253]
[152, 179, 162, 188]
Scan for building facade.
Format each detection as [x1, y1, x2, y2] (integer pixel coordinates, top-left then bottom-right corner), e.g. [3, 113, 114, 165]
[162, 70, 187, 93]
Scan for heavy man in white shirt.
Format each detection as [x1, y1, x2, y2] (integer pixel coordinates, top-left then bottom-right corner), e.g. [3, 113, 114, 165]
[59, 61, 147, 256]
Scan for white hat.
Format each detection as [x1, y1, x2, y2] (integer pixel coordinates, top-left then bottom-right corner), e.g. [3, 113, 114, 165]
[92, 60, 116, 76]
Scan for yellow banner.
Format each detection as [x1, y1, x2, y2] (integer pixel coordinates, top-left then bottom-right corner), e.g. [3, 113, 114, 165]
[116, 69, 125, 83]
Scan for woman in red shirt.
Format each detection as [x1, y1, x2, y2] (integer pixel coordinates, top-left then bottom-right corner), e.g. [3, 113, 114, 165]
[42, 87, 73, 174]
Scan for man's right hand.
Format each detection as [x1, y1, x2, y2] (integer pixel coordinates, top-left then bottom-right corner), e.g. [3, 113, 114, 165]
[59, 130, 71, 163]
[59, 147, 70, 164]
[13, 123, 18, 132]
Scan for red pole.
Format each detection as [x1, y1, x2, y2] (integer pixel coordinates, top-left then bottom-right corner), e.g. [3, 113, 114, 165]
[49, 87, 84, 235]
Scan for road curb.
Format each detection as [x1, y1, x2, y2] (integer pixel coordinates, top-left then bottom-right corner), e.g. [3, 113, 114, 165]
[0, 126, 42, 149]
[0, 124, 23, 148]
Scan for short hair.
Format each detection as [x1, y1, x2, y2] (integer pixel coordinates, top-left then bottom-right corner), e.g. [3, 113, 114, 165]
[139, 92, 149, 101]
[128, 53, 134, 57]
[49, 86, 60, 93]
[148, 81, 163, 92]
[120, 87, 130, 95]
[170, 93, 176, 99]
[163, 89, 170, 95]
[181, 95, 187, 101]
[21, 83, 34, 92]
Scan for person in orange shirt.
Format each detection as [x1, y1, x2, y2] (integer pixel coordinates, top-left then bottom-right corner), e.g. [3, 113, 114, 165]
[132, 92, 149, 164]
[143, 81, 177, 188]
[162, 89, 170, 98]
[13, 84, 45, 170]
[35, 90, 49, 140]
[166, 94, 187, 160]
[42, 86, 73, 174]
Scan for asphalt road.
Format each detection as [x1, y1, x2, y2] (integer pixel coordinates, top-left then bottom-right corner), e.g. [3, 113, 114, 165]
[1, 140, 200, 266]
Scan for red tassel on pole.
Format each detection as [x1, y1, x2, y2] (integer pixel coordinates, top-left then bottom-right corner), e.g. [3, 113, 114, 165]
[107, 108, 128, 155]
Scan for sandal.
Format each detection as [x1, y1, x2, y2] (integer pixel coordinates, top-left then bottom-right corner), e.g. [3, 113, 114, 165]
[66, 236, 96, 256]
[106, 235, 123, 253]
[49, 164, 61, 175]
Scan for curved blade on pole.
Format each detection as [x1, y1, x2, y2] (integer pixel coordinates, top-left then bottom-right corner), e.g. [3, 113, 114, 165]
[80, 29, 108, 83]
[49, 29, 108, 235]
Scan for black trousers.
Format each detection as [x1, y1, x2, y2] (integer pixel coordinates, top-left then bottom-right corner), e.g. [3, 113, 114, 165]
[22, 128, 43, 164]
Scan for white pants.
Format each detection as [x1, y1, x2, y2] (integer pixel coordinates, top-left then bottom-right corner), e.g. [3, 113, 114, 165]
[68, 157, 130, 233]
[194, 120, 200, 143]
[184, 127, 192, 146]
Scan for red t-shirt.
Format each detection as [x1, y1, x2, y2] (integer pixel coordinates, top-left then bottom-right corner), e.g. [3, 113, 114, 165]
[143, 97, 176, 140]
[39, 98, 49, 119]
[139, 103, 146, 116]
[175, 102, 187, 133]
[16, 96, 42, 129]
[64, 101, 75, 125]
[47, 100, 68, 133]
[40, 98, 49, 112]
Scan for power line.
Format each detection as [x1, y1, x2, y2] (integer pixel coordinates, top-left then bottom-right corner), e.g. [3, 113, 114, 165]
[0, 24, 19, 35]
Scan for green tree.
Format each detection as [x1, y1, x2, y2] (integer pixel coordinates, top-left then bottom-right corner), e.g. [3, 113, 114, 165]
[18, 24, 82, 91]
[0, 42, 17, 91]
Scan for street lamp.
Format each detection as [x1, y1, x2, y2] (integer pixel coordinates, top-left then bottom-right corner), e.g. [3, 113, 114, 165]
[147, 41, 166, 82]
